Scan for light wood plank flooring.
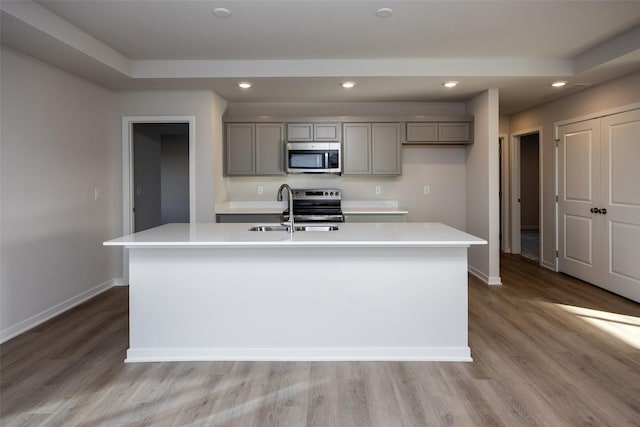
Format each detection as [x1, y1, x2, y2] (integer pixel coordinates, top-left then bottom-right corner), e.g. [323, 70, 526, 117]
[2, 255, 639, 426]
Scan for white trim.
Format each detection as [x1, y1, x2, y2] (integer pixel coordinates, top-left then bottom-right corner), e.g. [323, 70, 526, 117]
[125, 346, 473, 363]
[121, 116, 196, 282]
[499, 134, 511, 253]
[553, 102, 640, 128]
[0, 279, 121, 343]
[469, 265, 502, 286]
[510, 133, 521, 254]
[542, 259, 556, 271]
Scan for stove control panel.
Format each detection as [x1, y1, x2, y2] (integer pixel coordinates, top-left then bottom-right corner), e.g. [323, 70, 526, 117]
[293, 188, 341, 200]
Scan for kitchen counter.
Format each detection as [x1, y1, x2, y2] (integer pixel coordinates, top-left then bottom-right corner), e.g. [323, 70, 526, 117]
[105, 222, 483, 248]
[105, 222, 485, 363]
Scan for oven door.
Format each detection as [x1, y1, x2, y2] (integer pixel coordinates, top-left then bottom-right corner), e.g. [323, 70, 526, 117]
[286, 142, 341, 173]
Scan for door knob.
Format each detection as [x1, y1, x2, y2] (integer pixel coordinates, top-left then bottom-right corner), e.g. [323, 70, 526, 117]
[590, 207, 598, 213]
[598, 208, 607, 215]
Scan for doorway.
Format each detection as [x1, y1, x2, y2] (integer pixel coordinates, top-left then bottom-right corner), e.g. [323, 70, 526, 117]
[132, 123, 190, 232]
[510, 129, 542, 263]
[121, 116, 196, 237]
[519, 133, 540, 261]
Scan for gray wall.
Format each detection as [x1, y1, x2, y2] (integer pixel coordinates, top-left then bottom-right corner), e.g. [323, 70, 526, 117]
[0, 46, 121, 341]
[133, 124, 162, 231]
[161, 134, 190, 223]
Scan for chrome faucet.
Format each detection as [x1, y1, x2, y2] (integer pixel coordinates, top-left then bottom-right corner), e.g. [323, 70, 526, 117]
[277, 183, 295, 232]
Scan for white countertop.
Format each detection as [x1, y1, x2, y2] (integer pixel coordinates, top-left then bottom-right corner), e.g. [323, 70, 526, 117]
[104, 222, 486, 248]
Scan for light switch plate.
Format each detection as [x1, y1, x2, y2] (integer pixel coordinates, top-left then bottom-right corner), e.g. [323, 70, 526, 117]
[375, 185, 381, 195]
[423, 185, 430, 195]
[257, 185, 264, 195]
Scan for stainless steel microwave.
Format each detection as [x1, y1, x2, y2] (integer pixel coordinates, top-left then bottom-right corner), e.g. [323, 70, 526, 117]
[286, 142, 341, 174]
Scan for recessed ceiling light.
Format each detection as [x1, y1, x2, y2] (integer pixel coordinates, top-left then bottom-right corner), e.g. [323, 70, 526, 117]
[212, 8, 232, 18]
[552, 81, 567, 87]
[375, 8, 394, 18]
[238, 82, 252, 89]
[341, 81, 356, 89]
[443, 81, 458, 88]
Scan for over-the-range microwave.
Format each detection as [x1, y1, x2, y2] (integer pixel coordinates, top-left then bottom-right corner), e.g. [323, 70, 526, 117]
[286, 142, 341, 174]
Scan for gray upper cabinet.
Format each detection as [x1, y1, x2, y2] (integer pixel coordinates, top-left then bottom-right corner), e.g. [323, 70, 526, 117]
[372, 123, 401, 175]
[256, 124, 285, 175]
[226, 123, 254, 176]
[405, 122, 472, 144]
[226, 123, 285, 176]
[343, 123, 401, 176]
[406, 122, 438, 142]
[438, 122, 471, 142]
[287, 123, 341, 141]
[343, 123, 371, 175]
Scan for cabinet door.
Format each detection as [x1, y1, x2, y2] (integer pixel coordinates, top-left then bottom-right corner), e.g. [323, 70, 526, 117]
[287, 123, 313, 141]
[372, 123, 401, 175]
[226, 124, 254, 176]
[406, 122, 438, 142]
[438, 122, 470, 143]
[342, 123, 371, 175]
[314, 123, 341, 141]
[256, 124, 285, 175]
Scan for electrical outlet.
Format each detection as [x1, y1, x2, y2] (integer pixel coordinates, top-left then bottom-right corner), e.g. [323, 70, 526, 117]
[423, 185, 430, 195]
[375, 185, 382, 195]
[257, 185, 264, 195]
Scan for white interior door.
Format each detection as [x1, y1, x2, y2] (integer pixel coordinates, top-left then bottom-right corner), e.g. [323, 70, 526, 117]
[558, 119, 602, 284]
[600, 109, 640, 301]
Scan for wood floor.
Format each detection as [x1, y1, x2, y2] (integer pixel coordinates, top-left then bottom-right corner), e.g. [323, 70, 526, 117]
[2, 254, 639, 426]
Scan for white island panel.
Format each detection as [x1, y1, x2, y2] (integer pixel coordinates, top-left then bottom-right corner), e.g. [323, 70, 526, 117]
[128, 246, 470, 362]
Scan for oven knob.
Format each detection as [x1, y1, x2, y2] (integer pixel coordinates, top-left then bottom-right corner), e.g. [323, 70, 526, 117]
[335, 191, 339, 196]
[324, 191, 328, 196]
[330, 192, 334, 196]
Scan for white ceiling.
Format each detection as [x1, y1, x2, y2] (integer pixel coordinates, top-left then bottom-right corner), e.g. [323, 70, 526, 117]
[2, 0, 640, 114]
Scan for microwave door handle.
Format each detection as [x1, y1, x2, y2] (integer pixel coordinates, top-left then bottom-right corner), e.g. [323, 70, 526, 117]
[325, 152, 329, 168]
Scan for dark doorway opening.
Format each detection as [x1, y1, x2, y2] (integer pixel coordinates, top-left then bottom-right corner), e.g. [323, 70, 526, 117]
[132, 123, 190, 232]
[519, 133, 540, 261]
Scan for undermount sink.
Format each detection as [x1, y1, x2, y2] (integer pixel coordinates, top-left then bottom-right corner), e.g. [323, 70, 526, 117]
[248, 224, 339, 232]
[248, 225, 289, 232]
[296, 225, 339, 232]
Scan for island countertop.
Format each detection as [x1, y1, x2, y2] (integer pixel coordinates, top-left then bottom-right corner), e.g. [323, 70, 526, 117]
[104, 222, 486, 248]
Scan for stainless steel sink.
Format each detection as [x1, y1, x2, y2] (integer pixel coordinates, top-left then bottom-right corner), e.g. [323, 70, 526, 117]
[248, 225, 290, 232]
[248, 224, 338, 232]
[296, 225, 339, 232]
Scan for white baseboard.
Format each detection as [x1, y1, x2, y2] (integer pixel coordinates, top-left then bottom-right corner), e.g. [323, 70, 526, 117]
[0, 278, 120, 343]
[468, 265, 502, 286]
[125, 346, 473, 363]
[542, 259, 557, 271]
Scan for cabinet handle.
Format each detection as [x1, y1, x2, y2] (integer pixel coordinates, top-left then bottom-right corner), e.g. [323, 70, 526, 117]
[598, 208, 607, 215]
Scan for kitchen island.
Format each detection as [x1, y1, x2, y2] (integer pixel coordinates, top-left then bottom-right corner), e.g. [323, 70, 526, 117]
[105, 222, 486, 362]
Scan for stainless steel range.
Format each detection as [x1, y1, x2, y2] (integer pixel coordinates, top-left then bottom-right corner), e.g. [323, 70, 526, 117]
[282, 188, 344, 223]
